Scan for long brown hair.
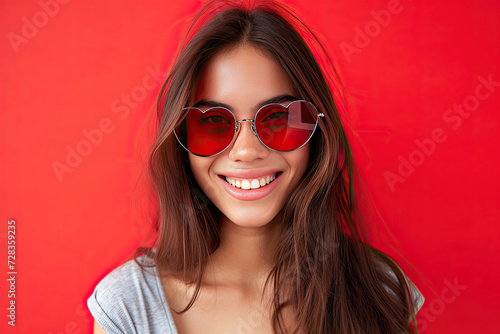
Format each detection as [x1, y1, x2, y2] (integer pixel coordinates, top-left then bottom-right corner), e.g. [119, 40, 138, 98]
[135, 0, 419, 332]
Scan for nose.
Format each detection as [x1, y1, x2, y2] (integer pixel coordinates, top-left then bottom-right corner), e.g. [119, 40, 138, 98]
[228, 120, 269, 162]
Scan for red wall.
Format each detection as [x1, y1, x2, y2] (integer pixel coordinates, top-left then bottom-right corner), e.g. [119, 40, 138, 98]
[1, 0, 498, 333]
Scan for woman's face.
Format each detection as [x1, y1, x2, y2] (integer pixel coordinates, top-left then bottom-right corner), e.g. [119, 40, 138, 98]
[188, 44, 309, 228]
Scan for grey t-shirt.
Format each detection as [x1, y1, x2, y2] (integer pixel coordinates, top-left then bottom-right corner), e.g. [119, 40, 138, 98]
[87, 255, 178, 334]
[87, 255, 424, 334]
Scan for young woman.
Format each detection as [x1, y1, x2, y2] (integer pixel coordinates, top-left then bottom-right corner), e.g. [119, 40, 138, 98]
[88, 1, 424, 333]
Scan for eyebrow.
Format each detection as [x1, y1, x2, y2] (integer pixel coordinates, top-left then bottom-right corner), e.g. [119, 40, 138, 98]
[192, 94, 299, 110]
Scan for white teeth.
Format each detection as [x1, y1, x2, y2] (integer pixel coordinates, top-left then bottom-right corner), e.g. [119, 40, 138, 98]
[224, 173, 279, 190]
[241, 180, 251, 189]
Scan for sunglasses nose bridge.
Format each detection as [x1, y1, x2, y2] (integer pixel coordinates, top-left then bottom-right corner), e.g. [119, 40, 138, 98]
[235, 119, 258, 137]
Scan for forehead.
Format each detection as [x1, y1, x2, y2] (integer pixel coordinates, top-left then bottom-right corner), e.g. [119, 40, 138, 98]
[193, 44, 296, 113]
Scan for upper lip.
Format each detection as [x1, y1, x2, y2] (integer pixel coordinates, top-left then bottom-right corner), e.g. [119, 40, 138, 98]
[218, 169, 282, 179]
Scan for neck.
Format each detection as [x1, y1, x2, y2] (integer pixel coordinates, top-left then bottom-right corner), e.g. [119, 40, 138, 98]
[206, 214, 282, 288]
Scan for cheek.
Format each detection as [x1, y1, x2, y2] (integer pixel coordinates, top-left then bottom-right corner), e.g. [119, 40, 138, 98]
[188, 154, 208, 182]
[291, 143, 310, 177]
[188, 154, 219, 198]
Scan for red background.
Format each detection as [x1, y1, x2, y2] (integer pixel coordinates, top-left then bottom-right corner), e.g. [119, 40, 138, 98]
[1, 0, 498, 333]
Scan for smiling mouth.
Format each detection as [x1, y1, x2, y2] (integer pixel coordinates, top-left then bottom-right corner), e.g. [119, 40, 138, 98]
[219, 172, 282, 190]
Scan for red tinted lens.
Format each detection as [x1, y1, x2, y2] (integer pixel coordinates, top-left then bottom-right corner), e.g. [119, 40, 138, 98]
[175, 107, 235, 156]
[255, 101, 318, 151]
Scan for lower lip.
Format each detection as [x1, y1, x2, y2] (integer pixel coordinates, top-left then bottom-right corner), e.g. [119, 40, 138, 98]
[218, 173, 282, 201]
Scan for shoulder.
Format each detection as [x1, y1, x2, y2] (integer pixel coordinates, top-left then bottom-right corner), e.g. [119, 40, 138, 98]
[87, 254, 177, 334]
[386, 265, 425, 314]
[376, 254, 425, 315]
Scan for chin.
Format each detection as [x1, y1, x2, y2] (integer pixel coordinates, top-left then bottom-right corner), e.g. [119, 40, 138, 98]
[219, 204, 282, 229]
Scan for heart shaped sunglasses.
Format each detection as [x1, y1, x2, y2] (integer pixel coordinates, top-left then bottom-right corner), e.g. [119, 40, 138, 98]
[174, 100, 324, 157]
